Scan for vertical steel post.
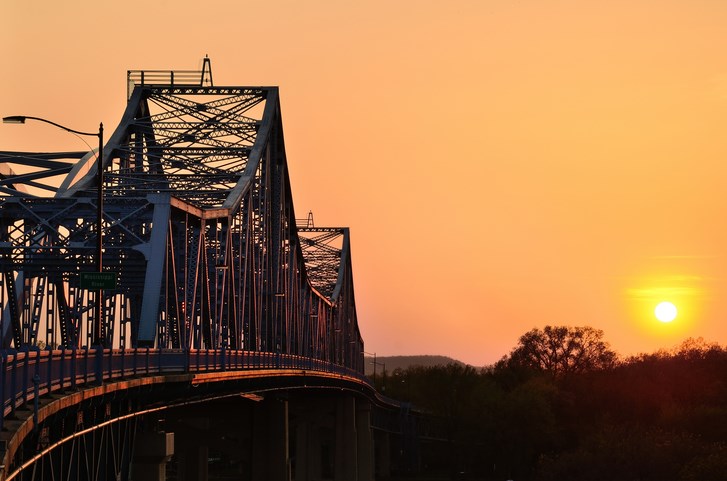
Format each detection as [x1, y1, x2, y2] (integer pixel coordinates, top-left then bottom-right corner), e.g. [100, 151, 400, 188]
[94, 123, 105, 347]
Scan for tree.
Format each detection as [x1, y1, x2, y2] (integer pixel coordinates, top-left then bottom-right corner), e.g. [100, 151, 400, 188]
[501, 325, 617, 376]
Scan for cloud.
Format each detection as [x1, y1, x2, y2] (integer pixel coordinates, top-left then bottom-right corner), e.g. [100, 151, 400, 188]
[627, 285, 703, 300]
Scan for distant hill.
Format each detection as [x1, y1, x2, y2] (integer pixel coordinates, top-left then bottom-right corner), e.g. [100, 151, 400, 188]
[363, 355, 468, 376]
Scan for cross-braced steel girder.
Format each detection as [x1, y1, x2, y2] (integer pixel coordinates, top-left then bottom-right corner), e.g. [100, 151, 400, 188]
[0, 65, 363, 372]
[12, 407, 138, 481]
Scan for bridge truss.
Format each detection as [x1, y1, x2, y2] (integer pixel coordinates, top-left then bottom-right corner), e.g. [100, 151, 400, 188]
[0, 61, 363, 372]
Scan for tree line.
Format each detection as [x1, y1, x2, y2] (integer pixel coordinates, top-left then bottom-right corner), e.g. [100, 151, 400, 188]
[376, 326, 727, 481]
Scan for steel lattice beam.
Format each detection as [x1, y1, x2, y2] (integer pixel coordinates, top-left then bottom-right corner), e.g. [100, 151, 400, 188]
[0, 66, 363, 372]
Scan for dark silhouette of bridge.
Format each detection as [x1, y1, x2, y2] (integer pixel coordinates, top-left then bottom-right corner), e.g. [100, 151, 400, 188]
[0, 60, 434, 481]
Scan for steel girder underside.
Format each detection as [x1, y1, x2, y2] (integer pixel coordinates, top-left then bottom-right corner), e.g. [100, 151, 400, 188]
[0, 79, 363, 372]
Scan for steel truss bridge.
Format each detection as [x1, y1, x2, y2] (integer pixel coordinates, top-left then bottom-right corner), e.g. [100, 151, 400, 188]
[0, 61, 435, 481]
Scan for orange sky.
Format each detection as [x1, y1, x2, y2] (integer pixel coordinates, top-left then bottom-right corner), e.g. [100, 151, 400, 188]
[3, 0, 727, 365]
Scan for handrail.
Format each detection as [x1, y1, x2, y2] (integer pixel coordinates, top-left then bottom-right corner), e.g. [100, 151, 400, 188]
[127, 69, 204, 99]
[127, 69, 204, 85]
[0, 348, 371, 433]
[126, 62, 213, 98]
[126, 57, 212, 89]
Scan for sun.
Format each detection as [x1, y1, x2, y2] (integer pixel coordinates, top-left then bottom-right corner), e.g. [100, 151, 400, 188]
[655, 301, 678, 323]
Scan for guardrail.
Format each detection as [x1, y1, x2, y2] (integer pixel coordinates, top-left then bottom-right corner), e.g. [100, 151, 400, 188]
[0, 347, 368, 433]
[127, 68, 209, 98]
[127, 69, 204, 86]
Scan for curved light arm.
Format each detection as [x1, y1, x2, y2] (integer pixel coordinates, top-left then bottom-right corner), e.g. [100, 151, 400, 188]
[3, 115, 101, 138]
[4, 113, 106, 346]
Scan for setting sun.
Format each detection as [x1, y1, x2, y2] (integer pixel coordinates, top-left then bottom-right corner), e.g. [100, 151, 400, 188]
[655, 302, 678, 323]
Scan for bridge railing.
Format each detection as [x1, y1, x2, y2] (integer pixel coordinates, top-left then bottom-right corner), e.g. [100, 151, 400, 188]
[0, 347, 369, 433]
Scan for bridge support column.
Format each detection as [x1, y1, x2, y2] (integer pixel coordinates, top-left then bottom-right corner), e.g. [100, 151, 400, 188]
[356, 400, 374, 481]
[292, 400, 330, 481]
[294, 417, 318, 480]
[180, 444, 209, 481]
[174, 417, 210, 481]
[252, 397, 290, 481]
[375, 430, 391, 480]
[335, 396, 357, 481]
[132, 431, 174, 481]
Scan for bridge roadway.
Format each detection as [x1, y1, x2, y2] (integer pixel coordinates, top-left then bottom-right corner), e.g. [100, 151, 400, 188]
[0, 347, 422, 480]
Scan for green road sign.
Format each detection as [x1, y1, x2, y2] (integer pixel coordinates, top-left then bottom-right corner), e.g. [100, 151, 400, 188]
[80, 272, 117, 290]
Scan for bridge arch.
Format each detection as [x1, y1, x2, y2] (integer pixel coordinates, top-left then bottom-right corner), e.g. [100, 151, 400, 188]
[0, 61, 432, 481]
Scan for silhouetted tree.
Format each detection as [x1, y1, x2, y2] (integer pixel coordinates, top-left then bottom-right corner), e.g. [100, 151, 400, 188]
[535, 426, 726, 481]
[499, 325, 617, 376]
[381, 329, 727, 480]
[385, 363, 492, 478]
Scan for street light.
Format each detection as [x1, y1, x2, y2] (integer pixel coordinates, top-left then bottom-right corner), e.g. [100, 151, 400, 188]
[364, 351, 378, 382]
[364, 351, 387, 391]
[3, 115, 105, 346]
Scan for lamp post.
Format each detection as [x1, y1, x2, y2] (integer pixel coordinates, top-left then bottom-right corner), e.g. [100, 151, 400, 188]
[365, 351, 387, 391]
[364, 351, 378, 383]
[3, 115, 105, 346]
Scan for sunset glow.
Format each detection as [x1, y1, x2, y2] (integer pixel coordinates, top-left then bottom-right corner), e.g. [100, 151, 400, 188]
[3, 1, 727, 365]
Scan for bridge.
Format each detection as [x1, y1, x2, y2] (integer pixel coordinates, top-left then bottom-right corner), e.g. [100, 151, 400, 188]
[0, 60, 434, 481]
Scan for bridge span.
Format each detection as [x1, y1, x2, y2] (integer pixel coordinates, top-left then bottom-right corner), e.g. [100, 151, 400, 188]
[0, 60, 431, 480]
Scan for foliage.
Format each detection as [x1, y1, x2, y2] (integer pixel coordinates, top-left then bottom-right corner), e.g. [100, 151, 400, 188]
[535, 427, 725, 481]
[388, 327, 727, 481]
[499, 325, 617, 376]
